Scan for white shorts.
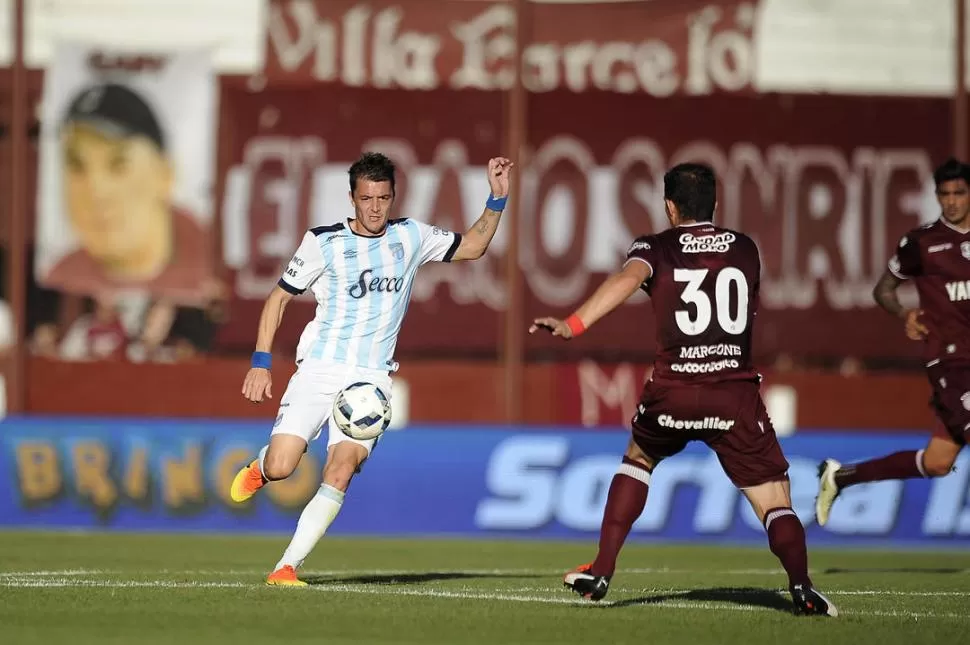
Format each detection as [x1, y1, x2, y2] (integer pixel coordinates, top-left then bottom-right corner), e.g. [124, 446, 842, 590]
[270, 362, 393, 456]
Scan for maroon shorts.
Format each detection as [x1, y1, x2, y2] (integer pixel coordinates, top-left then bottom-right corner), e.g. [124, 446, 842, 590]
[927, 364, 970, 446]
[631, 379, 789, 489]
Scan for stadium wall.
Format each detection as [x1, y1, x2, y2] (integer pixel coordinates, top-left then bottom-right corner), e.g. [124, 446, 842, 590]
[23, 357, 935, 430]
[2, 416, 967, 547]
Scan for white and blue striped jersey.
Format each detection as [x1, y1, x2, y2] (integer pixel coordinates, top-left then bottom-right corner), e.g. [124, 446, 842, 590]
[278, 218, 462, 371]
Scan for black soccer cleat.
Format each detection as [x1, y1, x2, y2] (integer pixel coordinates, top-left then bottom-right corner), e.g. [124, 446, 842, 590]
[563, 563, 611, 601]
[790, 584, 839, 617]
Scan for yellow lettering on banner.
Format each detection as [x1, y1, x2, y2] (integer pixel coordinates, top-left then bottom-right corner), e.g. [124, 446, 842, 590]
[124, 447, 149, 503]
[72, 441, 118, 509]
[267, 454, 319, 509]
[215, 448, 253, 507]
[16, 442, 62, 502]
[162, 445, 204, 508]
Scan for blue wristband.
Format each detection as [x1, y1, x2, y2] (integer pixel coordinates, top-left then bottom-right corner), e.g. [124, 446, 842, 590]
[486, 194, 507, 212]
[251, 351, 272, 370]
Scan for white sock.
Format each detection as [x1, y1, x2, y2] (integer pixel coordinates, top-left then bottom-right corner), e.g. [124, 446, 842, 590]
[274, 484, 345, 571]
[257, 445, 268, 475]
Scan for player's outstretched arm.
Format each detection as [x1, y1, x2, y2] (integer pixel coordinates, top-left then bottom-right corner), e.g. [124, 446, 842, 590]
[242, 286, 295, 403]
[872, 269, 927, 341]
[451, 157, 514, 261]
[530, 260, 651, 339]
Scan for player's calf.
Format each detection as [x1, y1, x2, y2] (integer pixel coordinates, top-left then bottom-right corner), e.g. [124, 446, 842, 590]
[760, 506, 837, 616]
[564, 447, 652, 601]
[589, 454, 652, 578]
[829, 450, 928, 490]
[262, 435, 310, 481]
[762, 507, 811, 587]
[232, 438, 307, 503]
[322, 441, 369, 491]
[262, 455, 299, 481]
[818, 438, 960, 526]
[921, 449, 958, 477]
[741, 479, 832, 607]
[817, 444, 956, 526]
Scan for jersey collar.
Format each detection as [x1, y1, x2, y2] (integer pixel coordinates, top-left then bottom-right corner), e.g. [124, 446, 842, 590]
[346, 218, 389, 238]
[939, 217, 970, 235]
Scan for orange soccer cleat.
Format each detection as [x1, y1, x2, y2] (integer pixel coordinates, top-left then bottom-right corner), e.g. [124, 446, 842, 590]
[229, 460, 266, 503]
[266, 565, 307, 587]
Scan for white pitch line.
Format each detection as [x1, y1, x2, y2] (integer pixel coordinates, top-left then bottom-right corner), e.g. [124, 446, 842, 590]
[488, 586, 970, 597]
[2, 567, 968, 600]
[7, 566, 955, 577]
[0, 567, 798, 578]
[805, 590, 970, 597]
[0, 569, 121, 577]
[1, 580, 250, 589]
[0, 578, 967, 620]
[5, 576, 965, 599]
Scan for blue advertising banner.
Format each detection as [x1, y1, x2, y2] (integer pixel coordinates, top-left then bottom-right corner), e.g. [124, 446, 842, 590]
[1, 416, 968, 545]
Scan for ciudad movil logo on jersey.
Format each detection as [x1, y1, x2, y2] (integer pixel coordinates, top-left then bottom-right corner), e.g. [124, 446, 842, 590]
[348, 269, 405, 299]
[680, 232, 736, 253]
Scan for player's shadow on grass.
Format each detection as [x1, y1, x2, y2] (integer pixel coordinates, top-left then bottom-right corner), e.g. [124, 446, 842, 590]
[304, 572, 542, 586]
[823, 567, 965, 574]
[601, 586, 793, 613]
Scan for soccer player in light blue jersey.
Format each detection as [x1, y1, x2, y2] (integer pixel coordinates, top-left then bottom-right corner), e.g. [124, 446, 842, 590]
[229, 151, 513, 585]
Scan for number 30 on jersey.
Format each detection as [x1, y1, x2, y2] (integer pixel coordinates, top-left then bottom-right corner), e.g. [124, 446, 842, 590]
[674, 267, 749, 336]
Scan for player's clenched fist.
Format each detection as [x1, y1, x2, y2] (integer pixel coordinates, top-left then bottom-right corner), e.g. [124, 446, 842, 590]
[487, 157, 513, 198]
[242, 367, 273, 403]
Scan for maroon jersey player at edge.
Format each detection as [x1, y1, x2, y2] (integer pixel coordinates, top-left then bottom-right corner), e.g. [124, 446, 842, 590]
[530, 163, 836, 616]
[815, 158, 970, 526]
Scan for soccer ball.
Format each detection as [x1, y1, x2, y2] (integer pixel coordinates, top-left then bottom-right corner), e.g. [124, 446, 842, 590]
[332, 382, 392, 441]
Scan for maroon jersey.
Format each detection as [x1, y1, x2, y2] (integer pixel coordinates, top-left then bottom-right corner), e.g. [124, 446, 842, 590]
[888, 219, 970, 366]
[626, 222, 761, 385]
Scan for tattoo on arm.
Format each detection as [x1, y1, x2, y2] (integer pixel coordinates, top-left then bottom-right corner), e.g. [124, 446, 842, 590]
[475, 211, 499, 235]
[872, 270, 905, 317]
[454, 209, 504, 260]
[474, 211, 499, 235]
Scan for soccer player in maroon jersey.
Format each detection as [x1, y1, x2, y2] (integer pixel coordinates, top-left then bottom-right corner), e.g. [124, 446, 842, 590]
[530, 163, 836, 616]
[816, 158, 970, 527]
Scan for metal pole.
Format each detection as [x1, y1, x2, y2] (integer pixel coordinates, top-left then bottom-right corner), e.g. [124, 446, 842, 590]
[956, 0, 967, 160]
[8, 0, 27, 413]
[502, 0, 528, 423]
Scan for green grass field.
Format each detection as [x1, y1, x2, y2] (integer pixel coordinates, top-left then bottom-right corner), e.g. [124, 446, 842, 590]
[0, 532, 967, 644]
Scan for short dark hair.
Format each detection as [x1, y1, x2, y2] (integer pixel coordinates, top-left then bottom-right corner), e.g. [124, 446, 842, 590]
[349, 152, 396, 194]
[664, 162, 716, 222]
[933, 157, 970, 189]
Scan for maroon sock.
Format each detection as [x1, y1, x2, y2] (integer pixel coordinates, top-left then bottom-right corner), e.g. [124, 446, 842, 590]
[764, 507, 812, 588]
[834, 450, 925, 488]
[590, 457, 650, 577]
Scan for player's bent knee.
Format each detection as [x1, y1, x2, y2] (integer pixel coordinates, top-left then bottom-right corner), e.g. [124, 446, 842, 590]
[741, 479, 792, 522]
[624, 438, 657, 471]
